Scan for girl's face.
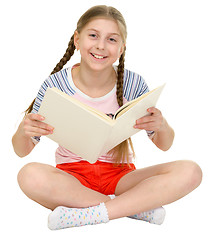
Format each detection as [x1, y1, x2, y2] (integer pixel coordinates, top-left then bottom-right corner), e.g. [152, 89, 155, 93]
[74, 18, 125, 72]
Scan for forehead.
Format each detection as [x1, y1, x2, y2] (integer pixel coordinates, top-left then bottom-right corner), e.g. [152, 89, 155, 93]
[83, 18, 121, 35]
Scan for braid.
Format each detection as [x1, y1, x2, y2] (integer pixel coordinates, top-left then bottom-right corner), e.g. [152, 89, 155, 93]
[25, 34, 76, 114]
[111, 47, 135, 165]
[50, 34, 76, 75]
[116, 48, 125, 107]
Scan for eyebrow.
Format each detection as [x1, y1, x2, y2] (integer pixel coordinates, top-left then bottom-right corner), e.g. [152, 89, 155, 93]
[87, 28, 121, 36]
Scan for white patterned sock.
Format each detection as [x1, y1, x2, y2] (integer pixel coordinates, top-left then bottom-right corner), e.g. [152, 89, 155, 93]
[128, 207, 166, 225]
[48, 203, 109, 230]
[107, 195, 165, 225]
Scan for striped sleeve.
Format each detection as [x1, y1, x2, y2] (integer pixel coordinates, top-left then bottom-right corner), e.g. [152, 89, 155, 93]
[31, 68, 74, 114]
[123, 68, 149, 101]
[123, 68, 154, 138]
[31, 68, 75, 144]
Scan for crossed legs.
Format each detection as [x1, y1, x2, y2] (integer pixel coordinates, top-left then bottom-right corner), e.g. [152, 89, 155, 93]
[17, 162, 110, 210]
[17, 160, 202, 221]
[108, 160, 202, 219]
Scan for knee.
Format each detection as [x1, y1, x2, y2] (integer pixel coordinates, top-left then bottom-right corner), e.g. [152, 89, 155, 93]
[17, 162, 46, 194]
[177, 160, 203, 192]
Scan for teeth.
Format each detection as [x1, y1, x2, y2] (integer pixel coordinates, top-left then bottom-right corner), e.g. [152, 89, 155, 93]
[92, 53, 105, 59]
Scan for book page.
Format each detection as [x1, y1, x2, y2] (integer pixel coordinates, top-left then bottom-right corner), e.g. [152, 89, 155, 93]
[38, 87, 115, 163]
[51, 88, 114, 124]
[101, 84, 165, 154]
[113, 88, 154, 119]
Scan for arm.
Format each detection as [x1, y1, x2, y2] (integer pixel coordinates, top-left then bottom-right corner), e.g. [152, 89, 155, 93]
[12, 120, 35, 157]
[134, 107, 174, 151]
[150, 117, 175, 151]
[12, 113, 54, 158]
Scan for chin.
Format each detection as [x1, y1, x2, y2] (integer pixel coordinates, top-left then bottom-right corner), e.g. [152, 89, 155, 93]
[86, 62, 112, 72]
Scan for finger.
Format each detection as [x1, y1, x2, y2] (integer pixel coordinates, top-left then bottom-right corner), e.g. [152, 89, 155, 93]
[26, 113, 54, 130]
[31, 126, 53, 136]
[147, 107, 161, 116]
[31, 120, 54, 131]
[136, 115, 155, 125]
[25, 126, 53, 137]
[27, 113, 45, 121]
[134, 122, 156, 131]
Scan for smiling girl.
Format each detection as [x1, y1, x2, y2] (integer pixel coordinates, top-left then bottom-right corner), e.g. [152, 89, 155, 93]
[12, 5, 202, 230]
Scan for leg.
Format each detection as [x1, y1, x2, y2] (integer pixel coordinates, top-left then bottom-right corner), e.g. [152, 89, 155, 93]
[17, 162, 110, 210]
[106, 160, 202, 219]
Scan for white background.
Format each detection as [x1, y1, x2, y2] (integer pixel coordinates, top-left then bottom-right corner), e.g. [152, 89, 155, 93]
[1, 0, 211, 239]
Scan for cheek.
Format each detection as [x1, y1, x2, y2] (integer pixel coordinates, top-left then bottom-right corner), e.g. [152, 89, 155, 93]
[110, 47, 122, 59]
[79, 38, 91, 51]
[79, 44, 92, 58]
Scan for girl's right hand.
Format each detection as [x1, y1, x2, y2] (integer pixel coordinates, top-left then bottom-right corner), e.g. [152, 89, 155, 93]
[22, 113, 54, 138]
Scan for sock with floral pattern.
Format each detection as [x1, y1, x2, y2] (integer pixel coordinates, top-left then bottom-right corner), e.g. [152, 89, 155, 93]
[48, 203, 109, 230]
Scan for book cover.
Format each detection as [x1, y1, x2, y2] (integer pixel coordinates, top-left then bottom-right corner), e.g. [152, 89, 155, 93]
[38, 84, 165, 163]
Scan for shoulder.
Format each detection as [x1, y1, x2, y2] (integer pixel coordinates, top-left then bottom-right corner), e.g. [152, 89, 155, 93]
[122, 67, 149, 101]
[38, 67, 75, 97]
[43, 68, 74, 93]
[32, 67, 75, 113]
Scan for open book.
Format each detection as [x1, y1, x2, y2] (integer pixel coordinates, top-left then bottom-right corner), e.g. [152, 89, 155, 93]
[38, 84, 165, 163]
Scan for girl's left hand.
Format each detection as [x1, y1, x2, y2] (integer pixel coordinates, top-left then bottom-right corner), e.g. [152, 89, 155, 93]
[134, 107, 165, 132]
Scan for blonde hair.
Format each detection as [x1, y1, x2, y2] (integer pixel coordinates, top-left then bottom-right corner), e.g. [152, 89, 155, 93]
[25, 5, 135, 165]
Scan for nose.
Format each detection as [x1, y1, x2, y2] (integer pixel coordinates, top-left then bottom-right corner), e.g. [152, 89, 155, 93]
[96, 38, 105, 50]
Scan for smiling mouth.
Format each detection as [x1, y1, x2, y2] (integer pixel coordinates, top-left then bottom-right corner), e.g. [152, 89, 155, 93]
[90, 53, 107, 59]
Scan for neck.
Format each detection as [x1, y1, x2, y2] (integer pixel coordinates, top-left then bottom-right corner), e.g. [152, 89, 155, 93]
[75, 61, 116, 90]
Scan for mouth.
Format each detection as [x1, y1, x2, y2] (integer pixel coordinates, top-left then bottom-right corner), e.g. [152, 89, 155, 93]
[90, 53, 107, 59]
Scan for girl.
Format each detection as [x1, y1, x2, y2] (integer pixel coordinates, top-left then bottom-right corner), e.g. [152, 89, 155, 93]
[12, 5, 202, 230]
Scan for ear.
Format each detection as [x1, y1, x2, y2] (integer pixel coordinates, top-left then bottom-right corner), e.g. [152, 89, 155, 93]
[74, 31, 80, 50]
[119, 43, 125, 58]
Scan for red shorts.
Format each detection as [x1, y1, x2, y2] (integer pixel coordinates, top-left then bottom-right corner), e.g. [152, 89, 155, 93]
[56, 160, 136, 195]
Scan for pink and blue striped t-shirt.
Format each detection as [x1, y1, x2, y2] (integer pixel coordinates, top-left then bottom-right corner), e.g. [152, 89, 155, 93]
[31, 64, 153, 164]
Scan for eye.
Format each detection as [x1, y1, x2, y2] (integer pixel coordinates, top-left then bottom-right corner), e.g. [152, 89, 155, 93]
[89, 34, 97, 38]
[109, 38, 117, 42]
